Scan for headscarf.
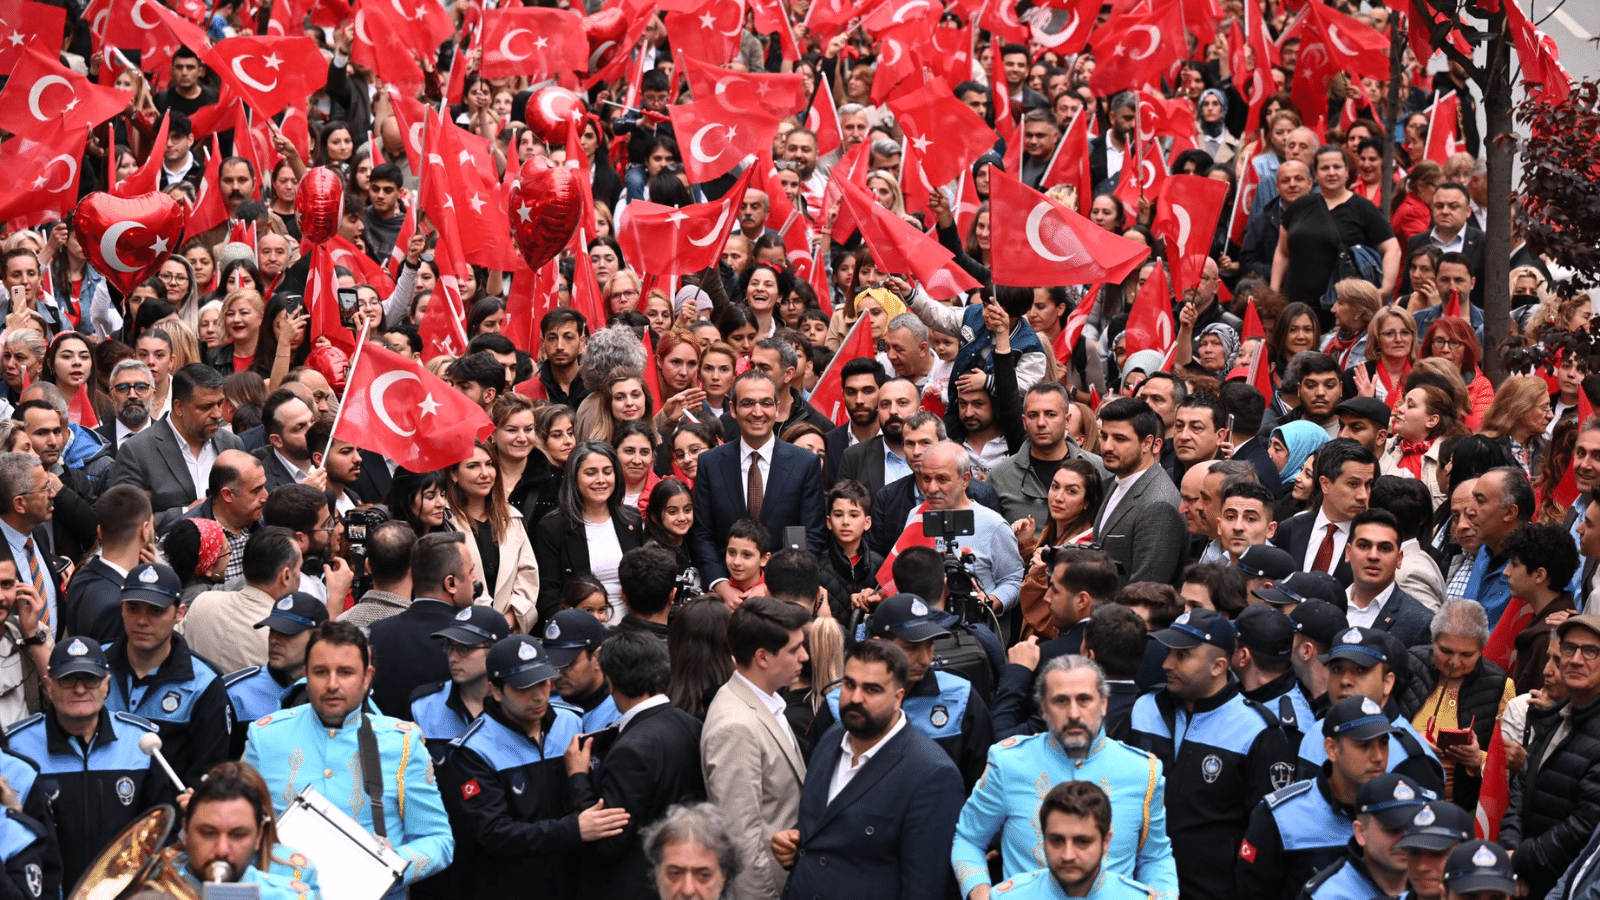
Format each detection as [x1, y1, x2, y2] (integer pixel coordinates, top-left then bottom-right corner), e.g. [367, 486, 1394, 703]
[1196, 323, 1240, 374]
[854, 287, 908, 323]
[1199, 89, 1229, 138]
[190, 518, 229, 577]
[1271, 420, 1332, 488]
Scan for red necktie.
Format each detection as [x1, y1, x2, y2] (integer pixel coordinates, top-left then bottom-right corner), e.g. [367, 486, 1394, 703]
[1312, 523, 1337, 572]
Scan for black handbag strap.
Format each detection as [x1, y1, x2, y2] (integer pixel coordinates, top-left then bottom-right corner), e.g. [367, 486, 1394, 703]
[358, 712, 387, 839]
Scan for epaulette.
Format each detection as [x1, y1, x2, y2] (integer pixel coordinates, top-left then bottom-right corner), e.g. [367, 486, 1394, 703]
[450, 717, 488, 748]
[1265, 779, 1314, 808]
[993, 732, 1040, 752]
[1105, 737, 1160, 762]
[252, 706, 304, 728]
[409, 681, 448, 704]
[2, 714, 42, 739]
[222, 666, 263, 688]
[112, 711, 159, 733]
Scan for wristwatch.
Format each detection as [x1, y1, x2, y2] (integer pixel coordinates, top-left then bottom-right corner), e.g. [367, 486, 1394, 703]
[19, 632, 45, 646]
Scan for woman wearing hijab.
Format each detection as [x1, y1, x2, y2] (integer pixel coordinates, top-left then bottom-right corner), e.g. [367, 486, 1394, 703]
[1269, 420, 1332, 492]
[1196, 89, 1239, 166]
[1175, 321, 1240, 380]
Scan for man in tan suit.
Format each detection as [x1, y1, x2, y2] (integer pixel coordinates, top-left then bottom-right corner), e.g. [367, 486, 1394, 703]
[701, 596, 811, 900]
[178, 526, 300, 674]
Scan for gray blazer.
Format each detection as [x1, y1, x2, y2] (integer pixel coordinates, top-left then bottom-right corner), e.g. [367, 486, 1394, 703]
[835, 436, 890, 497]
[108, 422, 245, 528]
[1093, 464, 1186, 585]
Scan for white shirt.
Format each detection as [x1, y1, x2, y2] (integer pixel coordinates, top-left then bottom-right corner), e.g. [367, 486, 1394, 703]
[272, 448, 311, 484]
[1427, 227, 1467, 254]
[740, 435, 775, 510]
[1345, 582, 1394, 629]
[1302, 509, 1351, 573]
[617, 694, 671, 732]
[1098, 467, 1146, 531]
[168, 418, 218, 500]
[828, 710, 906, 804]
[733, 669, 798, 750]
[585, 518, 626, 624]
[114, 417, 147, 448]
[965, 436, 1008, 478]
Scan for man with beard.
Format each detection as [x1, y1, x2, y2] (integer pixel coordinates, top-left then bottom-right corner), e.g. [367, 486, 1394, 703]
[955, 380, 1012, 478]
[992, 383, 1110, 529]
[1297, 774, 1427, 900]
[771, 640, 964, 900]
[837, 377, 921, 497]
[953, 655, 1178, 900]
[97, 360, 156, 455]
[305, 417, 362, 513]
[989, 782, 1162, 900]
[1094, 398, 1186, 586]
[536, 309, 589, 408]
[257, 391, 319, 491]
[220, 590, 326, 757]
[111, 364, 245, 529]
[867, 412, 1006, 557]
[822, 359, 884, 488]
[169, 761, 323, 899]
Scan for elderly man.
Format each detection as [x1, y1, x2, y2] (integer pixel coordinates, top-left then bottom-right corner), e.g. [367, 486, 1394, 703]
[642, 804, 744, 900]
[1463, 467, 1535, 628]
[915, 442, 1026, 616]
[1242, 160, 1312, 279]
[97, 360, 156, 455]
[738, 189, 776, 242]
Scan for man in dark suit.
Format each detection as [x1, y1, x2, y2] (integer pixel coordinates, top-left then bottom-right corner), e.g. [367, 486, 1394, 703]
[771, 640, 964, 900]
[0, 452, 66, 637]
[1274, 439, 1378, 589]
[1401, 182, 1486, 303]
[368, 532, 475, 718]
[867, 412, 1004, 557]
[1092, 399, 1186, 586]
[352, 448, 398, 504]
[1343, 509, 1435, 648]
[822, 359, 885, 489]
[1088, 92, 1138, 196]
[64, 486, 152, 643]
[97, 360, 158, 458]
[255, 390, 318, 491]
[691, 371, 825, 608]
[1221, 383, 1283, 498]
[836, 378, 920, 498]
[578, 631, 705, 900]
[109, 364, 245, 529]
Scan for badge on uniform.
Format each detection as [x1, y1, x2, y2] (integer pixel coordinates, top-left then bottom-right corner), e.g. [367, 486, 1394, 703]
[277, 597, 294, 610]
[116, 776, 135, 806]
[544, 620, 561, 640]
[24, 863, 40, 898]
[1414, 806, 1436, 826]
[1341, 628, 1362, 644]
[1269, 762, 1296, 790]
[139, 567, 159, 584]
[929, 706, 949, 728]
[461, 778, 482, 800]
[518, 642, 537, 660]
[1201, 754, 1223, 783]
[67, 639, 87, 657]
[1473, 845, 1497, 867]
[160, 690, 181, 713]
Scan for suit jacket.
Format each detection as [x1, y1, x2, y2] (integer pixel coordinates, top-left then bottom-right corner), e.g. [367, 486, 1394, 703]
[108, 423, 245, 528]
[1273, 511, 1355, 587]
[1403, 228, 1487, 305]
[578, 703, 706, 900]
[63, 557, 127, 644]
[352, 449, 396, 504]
[1358, 586, 1434, 650]
[0, 522, 64, 638]
[532, 510, 644, 627]
[1233, 437, 1285, 498]
[93, 421, 144, 458]
[867, 474, 1004, 558]
[782, 720, 965, 900]
[836, 436, 889, 496]
[367, 599, 461, 719]
[824, 424, 876, 489]
[690, 438, 825, 584]
[1094, 465, 1186, 585]
[254, 445, 304, 492]
[701, 674, 807, 900]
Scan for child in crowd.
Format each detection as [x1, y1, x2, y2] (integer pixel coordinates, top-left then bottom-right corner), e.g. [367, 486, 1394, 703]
[724, 518, 773, 604]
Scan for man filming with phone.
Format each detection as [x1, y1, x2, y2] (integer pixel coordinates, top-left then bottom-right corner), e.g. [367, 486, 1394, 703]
[913, 442, 1025, 619]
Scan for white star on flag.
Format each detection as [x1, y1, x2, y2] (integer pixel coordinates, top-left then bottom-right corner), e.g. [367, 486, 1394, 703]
[151, 236, 169, 253]
[7, 32, 23, 47]
[418, 394, 441, 417]
[666, 211, 689, 225]
[698, 11, 716, 28]
[469, 193, 486, 213]
[518, 205, 532, 222]
[263, 53, 283, 69]
[910, 135, 932, 152]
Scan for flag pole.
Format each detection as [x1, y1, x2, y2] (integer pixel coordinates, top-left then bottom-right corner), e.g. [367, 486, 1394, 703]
[319, 318, 371, 465]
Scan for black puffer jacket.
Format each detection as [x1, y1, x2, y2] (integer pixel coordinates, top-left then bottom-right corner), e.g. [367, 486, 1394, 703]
[1395, 646, 1509, 811]
[1499, 693, 1600, 900]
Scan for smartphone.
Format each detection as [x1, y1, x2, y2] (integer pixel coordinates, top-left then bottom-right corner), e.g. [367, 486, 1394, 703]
[580, 725, 620, 757]
[1226, 413, 1235, 435]
[8, 285, 25, 310]
[337, 287, 359, 312]
[782, 526, 807, 553]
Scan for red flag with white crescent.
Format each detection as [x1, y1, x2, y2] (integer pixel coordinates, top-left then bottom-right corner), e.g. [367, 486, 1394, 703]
[335, 343, 495, 471]
[808, 314, 874, 427]
[876, 503, 937, 593]
[987, 167, 1150, 289]
[1123, 264, 1174, 358]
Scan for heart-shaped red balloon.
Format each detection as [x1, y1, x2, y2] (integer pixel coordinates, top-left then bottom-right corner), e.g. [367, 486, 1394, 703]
[510, 157, 584, 272]
[295, 167, 345, 245]
[526, 86, 587, 146]
[75, 191, 188, 296]
[583, 8, 627, 74]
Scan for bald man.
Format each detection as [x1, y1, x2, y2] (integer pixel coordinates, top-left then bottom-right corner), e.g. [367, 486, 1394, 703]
[183, 448, 267, 582]
[915, 442, 1026, 616]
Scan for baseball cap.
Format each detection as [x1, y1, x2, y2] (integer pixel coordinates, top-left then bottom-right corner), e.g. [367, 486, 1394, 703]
[1289, 599, 1349, 648]
[1395, 801, 1475, 852]
[49, 636, 109, 679]
[1253, 571, 1343, 607]
[1556, 614, 1600, 643]
[1322, 625, 1391, 667]
[433, 606, 512, 646]
[1321, 695, 1395, 740]
[254, 592, 330, 635]
[539, 609, 609, 668]
[1335, 396, 1393, 427]
[121, 563, 183, 609]
[1235, 605, 1294, 658]
[1443, 841, 1516, 895]
[1151, 608, 1236, 654]
[867, 594, 951, 643]
[486, 635, 559, 689]
[1357, 773, 1427, 828]
[1235, 546, 1297, 581]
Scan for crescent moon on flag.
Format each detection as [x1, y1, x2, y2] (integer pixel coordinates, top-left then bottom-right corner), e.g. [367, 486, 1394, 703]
[230, 56, 278, 93]
[369, 370, 421, 436]
[1327, 25, 1358, 57]
[892, 0, 931, 23]
[589, 40, 616, 71]
[716, 0, 743, 38]
[390, 0, 413, 22]
[42, 154, 78, 194]
[1024, 202, 1073, 263]
[1139, 159, 1158, 189]
[1137, 106, 1155, 144]
[687, 203, 734, 247]
[1125, 25, 1160, 61]
[99, 221, 145, 274]
[881, 37, 904, 67]
[689, 124, 725, 164]
[28, 76, 70, 122]
[1173, 204, 1192, 253]
[130, 0, 159, 29]
[1156, 310, 1174, 346]
[538, 90, 578, 127]
[499, 28, 535, 61]
[91, 8, 109, 35]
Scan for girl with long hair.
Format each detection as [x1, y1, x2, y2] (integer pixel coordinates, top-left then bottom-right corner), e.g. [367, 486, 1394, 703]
[446, 443, 539, 631]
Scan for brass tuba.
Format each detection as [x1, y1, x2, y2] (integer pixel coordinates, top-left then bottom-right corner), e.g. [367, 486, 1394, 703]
[67, 805, 201, 900]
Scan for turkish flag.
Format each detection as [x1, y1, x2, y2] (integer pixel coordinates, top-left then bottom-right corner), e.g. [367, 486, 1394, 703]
[617, 166, 754, 275]
[1089, 3, 1184, 94]
[867, 22, 922, 103]
[1474, 726, 1510, 840]
[187, 136, 229, 235]
[418, 224, 472, 362]
[859, 0, 938, 36]
[351, 0, 425, 94]
[0, 120, 86, 228]
[0, 46, 129, 137]
[418, 110, 515, 272]
[304, 244, 357, 352]
[1114, 139, 1168, 207]
[664, 0, 745, 67]
[889, 76, 998, 189]
[809, 314, 875, 426]
[803, 0, 859, 41]
[1152, 174, 1230, 298]
[1227, 157, 1261, 245]
[1124, 264, 1175, 357]
[1505, 0, 1571, 104]
[1040, 109, 1093, 214]
[0, 0, 64, 75]
[205, 36, 328, 119]
[805, 73, 843, 156]
[748, 0, 799, 58]
[569, 235, 608, 334]
[1287, 1, 1388, 131]
[682, 55, 809, 119]
[1423, 92, 1467, 165]
[502, 260, 549, 352]
[988, 34, 1014, 140]
[327, 234, 395, 294]
[1138, 89, 1197, 143]
[113, 109, 170, 197]
[1023, 0, 1096, 58]
[385, 87, 428, 174]
[1052, 284, 1098, 372]
[1241, 299, 1266, 342]
[838, 176, 980, 301]
[336, 343, 494, 471]
[823, 141, 872, 240]
[104, 0, 209, 60]
[925, 21, 973, 93]
[670, 94, 781, 183]
[188, 85, 240, 139]
[479, 8, 587, 79]
[988, 167, 1151, 289]
[876, 503, 938, 593]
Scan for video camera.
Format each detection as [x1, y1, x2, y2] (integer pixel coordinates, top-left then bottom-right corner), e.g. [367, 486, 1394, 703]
[921, 508, 986, 626]
[343, 507, 390, 598]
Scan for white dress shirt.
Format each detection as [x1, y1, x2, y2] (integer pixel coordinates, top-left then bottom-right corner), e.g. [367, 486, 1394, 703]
[617, 694, 671, 732]
[1345, 582, 1394, 629]
[828, 710, 906, 804]
[1302, 509, 1351, 573]
[1098, 467, 1145, 532]
[272, 448, 311, 484]
[168, 419, 218, 500]
[733, 669, 797, 750]
[739, 435, 775, 510]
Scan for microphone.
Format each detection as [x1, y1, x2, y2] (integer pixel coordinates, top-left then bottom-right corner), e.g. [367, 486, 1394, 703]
[204, 860, 236, 883]
[137, 733, 187, 794]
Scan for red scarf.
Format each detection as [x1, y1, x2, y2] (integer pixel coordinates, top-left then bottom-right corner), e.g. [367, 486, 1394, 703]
[1397, 439, 1432, 477]
[1377, 360, 1411, 408]
[1324, 330, 1361, 369]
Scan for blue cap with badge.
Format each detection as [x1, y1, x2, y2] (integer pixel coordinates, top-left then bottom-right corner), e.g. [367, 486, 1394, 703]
[1151, 608, 1236, 653]
[255, 592, 330, 634]
[868, 594, 951, 643]
[488, 635, 559, 689]
[49, 637, 109, 679]
[433, 606, 512, 646]
[121, 563, 183, 609]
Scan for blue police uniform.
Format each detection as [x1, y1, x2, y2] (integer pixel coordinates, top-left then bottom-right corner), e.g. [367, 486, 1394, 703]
[1296, 712, 1444, 793]
[552, 692, 620, 733]
[1236, 777, 1357, 900]
[410, 682, 478, 764]
[429, 699, 586, 899]
[223, 667, 307, 757]
[6, 709, 171, 890]
[1244, 672, 1317, 734]
[1128, 681, 1300, 900]
[0, 747, 59, 897]
[994, 867, 1160, 900]
[172, 846, 323, 900]
[1295, 841, 1391, 900]
[102, 636, 232, 787]
[242, 705, 454, 887]
[0, 808, 50, 900]
[952, 729, 1178, 900]
[818, 668, 995, 789]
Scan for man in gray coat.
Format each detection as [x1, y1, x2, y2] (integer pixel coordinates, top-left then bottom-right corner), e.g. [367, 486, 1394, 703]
[109, 364, 244, 529]
[1092, 398, 1186, 585]
[990, 383, 1109, 529]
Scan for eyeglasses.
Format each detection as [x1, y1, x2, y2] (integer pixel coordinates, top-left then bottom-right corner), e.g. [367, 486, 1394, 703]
[156, 272, 188, 283]
[112, 381, 153, 394]
[1430, 338, 1464, 350]
[673, 446, 708, 460]
[736, 398, 777, 409]
[607, 289, 640, 301]
[1560, 641, 1600, 661]
[1379, 331, 1412, 341]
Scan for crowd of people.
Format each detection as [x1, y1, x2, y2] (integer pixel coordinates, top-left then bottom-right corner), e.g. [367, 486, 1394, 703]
[0, 0, 1589, 896]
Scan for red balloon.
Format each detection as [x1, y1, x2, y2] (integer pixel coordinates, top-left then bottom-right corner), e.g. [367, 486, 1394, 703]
[526, 86, 587, 145]
[74, 192, 188, 296]
[583, 8, 627, 74]
[510, 157, 584, 272]
[295, 167, 345, 245]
